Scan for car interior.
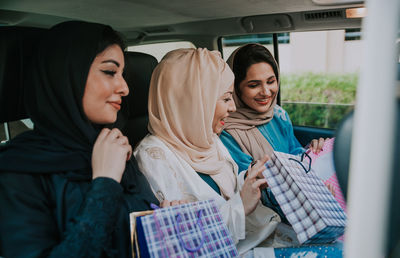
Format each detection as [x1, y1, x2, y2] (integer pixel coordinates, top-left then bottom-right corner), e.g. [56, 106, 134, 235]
[0, 0, 366, 144]
[1, 0, 399, 256]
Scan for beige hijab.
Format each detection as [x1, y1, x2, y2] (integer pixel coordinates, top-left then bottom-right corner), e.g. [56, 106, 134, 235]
[148, 48, 236, 199]
[224, 44, 279, 161]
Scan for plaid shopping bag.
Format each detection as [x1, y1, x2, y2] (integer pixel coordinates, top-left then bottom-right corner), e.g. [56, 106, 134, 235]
[130, 199, 238, 258]
[262, 151, 346, 244]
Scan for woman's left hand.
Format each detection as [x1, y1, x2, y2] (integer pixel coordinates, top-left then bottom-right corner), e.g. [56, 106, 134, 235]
[325, 182, 336, 197]
[308, 137, 329, 154]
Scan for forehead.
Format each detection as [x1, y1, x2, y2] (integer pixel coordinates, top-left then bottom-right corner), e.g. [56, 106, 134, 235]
[93, 44, 124, 65]
[246, 62, 274, 79]
[221, 82, 234, 95]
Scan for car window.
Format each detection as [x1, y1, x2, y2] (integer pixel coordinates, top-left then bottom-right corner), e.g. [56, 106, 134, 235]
[221, 29, 362, 129]
[128, 41, 195, 62]
[0, 119, 33, 142]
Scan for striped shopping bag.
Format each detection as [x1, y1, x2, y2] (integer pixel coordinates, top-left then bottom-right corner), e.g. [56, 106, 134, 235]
[263, 151, 346, 244]
[130, 199, 238, 258]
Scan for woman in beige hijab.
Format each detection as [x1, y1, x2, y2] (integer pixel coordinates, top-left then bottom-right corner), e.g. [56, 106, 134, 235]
[135, 48, 286, 253]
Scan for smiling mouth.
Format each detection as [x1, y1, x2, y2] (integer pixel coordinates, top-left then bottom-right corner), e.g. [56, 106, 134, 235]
[255, 99, 269, 105]
[220, 120, 225, 125]
[109, 102, 121, 110]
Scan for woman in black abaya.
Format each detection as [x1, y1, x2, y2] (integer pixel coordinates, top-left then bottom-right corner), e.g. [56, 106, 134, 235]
[0, 21, 158, 258]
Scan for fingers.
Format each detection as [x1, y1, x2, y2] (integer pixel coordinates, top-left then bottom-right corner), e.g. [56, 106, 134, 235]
[126, 144, 133, 161]
[310, 137, 325, 153]
[96, 128, 111, 142]
[325, 183, 336, 196]
[160, 200, 170, 208]
[252, 178, 268, 189]
[310, 139, 318, 153]
[317, 137, 324, 152]
[112, 134, 132, 161]
[170, 200, 179, 206]
[108, 128, 123, 140]
[116, 135, 129, 146]
[248, 155, 269, 179]
[97, 128, 124, 144]
[160, 200, 188, 207]
[329, 185, 336, 197]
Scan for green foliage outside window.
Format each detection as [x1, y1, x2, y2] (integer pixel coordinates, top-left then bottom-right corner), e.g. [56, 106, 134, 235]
[280, 72, 358, 129]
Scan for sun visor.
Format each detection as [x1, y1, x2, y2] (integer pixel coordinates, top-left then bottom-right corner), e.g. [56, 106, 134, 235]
[241, 14, 293, 33]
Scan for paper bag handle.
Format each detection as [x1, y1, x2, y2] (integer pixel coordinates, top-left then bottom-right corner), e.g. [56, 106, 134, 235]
[289, 151, 312, 173]
[175, 209, 206, 252]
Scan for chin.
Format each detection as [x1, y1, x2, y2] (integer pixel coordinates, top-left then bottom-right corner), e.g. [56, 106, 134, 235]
[94, 114, 117, 125]
[250, 106, 267, 113]
[212, 127, 221, 134]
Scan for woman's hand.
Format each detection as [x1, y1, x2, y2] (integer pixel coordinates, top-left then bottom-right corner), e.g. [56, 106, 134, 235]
[92, 128, 132, 183]
[240, 155, 269, 216]
[325, 182, 336, 197]
[308, 137, 329, 154]
[160, 200, 189, 207]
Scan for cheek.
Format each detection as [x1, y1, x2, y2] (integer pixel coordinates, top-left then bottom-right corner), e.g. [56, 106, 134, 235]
[271, 83, 279, 94]
[213, 102, 225, 121]
[240, 88, 256, 103]
[92, 80, 114, 102]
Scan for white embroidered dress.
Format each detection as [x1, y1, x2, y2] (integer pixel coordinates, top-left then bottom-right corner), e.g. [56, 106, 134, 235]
[135, 134, 286, 253]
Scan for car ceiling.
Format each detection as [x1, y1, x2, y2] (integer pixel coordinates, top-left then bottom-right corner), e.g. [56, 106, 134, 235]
[0, 0, 364, 44]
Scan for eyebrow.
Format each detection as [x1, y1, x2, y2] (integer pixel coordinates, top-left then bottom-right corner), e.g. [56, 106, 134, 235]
[101, 59, 120, 67]
[247, 75, 276, 83]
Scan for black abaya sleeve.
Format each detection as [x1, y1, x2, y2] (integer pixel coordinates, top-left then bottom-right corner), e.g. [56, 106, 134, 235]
[0, 174, 123, 258]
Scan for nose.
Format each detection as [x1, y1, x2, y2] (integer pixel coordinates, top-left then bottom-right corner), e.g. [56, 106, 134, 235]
[228, 98, 236, 113]
[117, 76, 129, 97]
[260, 83, 272, 97]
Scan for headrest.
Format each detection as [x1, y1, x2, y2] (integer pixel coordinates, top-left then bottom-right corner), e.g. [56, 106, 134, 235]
[123, 51, 158, 118]
[333, 111, 353, 199]
[0, 26, 46, 123]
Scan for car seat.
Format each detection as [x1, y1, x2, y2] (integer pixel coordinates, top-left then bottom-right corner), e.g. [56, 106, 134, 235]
[333, 61, 400, 257]
[0, 26, 45, 142]
[121, 51, 158, 147]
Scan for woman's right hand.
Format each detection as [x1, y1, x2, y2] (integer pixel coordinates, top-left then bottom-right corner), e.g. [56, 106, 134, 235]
[92, 128, 132, 183]
[240, 155, 269, 216]
[160, 200, 189, 207]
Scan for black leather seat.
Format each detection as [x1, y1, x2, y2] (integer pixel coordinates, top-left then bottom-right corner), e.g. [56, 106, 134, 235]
[0, 26, 45, 123]
[122, 51, 158, 147]
[0, 26, 46, 142]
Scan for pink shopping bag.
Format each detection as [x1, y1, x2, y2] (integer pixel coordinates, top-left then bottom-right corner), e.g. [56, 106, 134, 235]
[307, 138, 346, 212]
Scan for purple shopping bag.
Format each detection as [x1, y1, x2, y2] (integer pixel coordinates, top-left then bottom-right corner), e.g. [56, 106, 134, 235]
[130, 199, 238, 258]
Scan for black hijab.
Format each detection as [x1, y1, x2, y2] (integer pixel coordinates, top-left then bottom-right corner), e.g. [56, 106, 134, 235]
[0, 21, 157, 204]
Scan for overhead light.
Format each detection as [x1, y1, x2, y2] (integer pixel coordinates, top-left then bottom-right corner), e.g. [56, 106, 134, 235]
[346, 7, 367, 18]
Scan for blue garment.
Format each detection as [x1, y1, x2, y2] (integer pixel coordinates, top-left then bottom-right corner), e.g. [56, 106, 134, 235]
[197, 172, 221, 195]
[220, 105, 304, 222]
[220, 105, 304, 173]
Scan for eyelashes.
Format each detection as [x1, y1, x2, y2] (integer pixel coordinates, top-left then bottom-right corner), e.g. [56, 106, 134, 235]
[101, 70, 117, 76]
[248, 80, 276, 87]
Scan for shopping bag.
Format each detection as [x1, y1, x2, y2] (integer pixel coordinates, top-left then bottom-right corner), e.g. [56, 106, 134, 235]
[130, 199, 238, 258]
[262, 151, 346, 244]
[308, 138, 346, 212]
